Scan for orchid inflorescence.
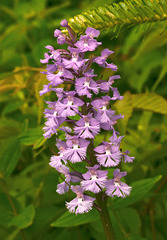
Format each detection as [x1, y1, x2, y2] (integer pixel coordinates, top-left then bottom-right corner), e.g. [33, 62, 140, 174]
[40, 19, 134, 214]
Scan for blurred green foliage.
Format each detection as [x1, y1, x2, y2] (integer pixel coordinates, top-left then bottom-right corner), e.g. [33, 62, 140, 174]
[0, 0, 167, 239]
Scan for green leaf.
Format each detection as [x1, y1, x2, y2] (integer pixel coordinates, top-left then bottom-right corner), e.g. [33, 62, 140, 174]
[113, 175, 162, 209]
[0, 138, 21, 178]
[19, 127, 44, 145]
[116, 207, 141, 234]
[8, 204, 35, 229]
[0, 192, 20, 226]
[69, 0, 167, 38]
[132, 93, 167, 114]
[51, 209, 99, 227]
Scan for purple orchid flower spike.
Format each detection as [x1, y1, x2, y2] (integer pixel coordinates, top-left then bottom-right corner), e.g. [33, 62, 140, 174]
[81, 165, 108, 193]
[40, 20, 134, 229]
[66, 186, 95, 214]
[105, 169, 132, 198]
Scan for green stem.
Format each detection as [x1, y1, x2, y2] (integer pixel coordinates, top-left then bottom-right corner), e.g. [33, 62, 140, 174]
[96, 192, 116, 240]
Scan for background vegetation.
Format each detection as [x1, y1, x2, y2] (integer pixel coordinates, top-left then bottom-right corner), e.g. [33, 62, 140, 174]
[0, 0, 167, 239]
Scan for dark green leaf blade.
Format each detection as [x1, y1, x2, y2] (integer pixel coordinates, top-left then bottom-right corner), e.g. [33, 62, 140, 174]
[51, 209, 99, 227]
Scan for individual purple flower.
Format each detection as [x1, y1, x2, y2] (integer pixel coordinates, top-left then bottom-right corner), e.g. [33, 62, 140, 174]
[75, 36, 101, 52]
[94, 142, 122, 167]
[74, 114, 100, 139]
[47, 63, 73, 87]
[111, 88, 123, 100]
[123, 150, 135, 163]
[91, 96, 115, 124]
[66, 186, 95, 214]
[49, 140, 67, 168]
[109, 129, 124, 145]
[75, 28, 101, 52]
[40, 45, 61, 63]
[93, 48, 114, 67]
[99, 75, 121, 92]
[56, 91, 84, 118]
[75, 72, 99, 98]
[81, 165, 108, 193]
[63, 47, 88, 70]
[57, 182, 69, 194]
[54, 29, 66, 45]
[105, 169, 132, 198]
[100, 114, 124, 130]
[105, 62, 118, 71]
[43, 102, 65, 138]
[63, 136, 89, 163]
[85, 27, 100, 38]
[39, 84, 55, 96]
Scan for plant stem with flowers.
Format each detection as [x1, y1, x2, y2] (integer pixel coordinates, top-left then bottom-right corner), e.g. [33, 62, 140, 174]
[40, 19, 135, 240]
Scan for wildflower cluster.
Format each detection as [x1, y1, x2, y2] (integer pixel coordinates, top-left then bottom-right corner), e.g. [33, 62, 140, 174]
[40, 19, 134, 214]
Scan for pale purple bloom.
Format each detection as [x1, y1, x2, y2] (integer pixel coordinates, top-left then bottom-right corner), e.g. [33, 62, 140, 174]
[100, 114, 124, 130]
[49, 140, 67, 168]
[66, 186, 95, 214]
[74, 114, 100, 139]
[40, 45, 61, 63]
[123, 150, 135, 163]
[91, 96, 115, 124]
[111, 88, 123, 100]
[75, 32, 101, 52]
[40, 53, 50, 64]
[75, 73, 99, 98]
[99, 75, 121, 92]
[81, 165, 108, 193]
[54, 29, 66, 45]
[85, 27, 100, 38]
[93, 49, 114, 67]
[105, 62, 118, 71]
[56, 91, 84, 118]
[43, 102, 65, 138]
[106, 169, 132, 198]
[39, 84, 52, 96]
[57, 182, 69, 194]
[63, 136, 89, 163]
[94, 142, 122, 167]
[63, 47, 88, 70]
[109, 129, 124, 145]
[47, 63, 73, 87]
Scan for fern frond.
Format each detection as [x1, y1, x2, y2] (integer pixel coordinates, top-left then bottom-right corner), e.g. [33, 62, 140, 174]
[68, 0, 167, 37]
